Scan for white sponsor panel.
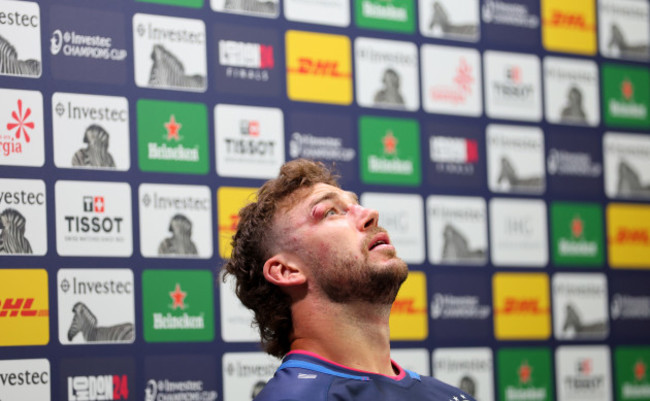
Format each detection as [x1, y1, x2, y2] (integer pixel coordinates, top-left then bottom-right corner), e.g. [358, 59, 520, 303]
[210, 0, 280, 18]
[220, 272, 258, 342]
[215, 104, 285, 179]
[599, 0, 650, 61]
[0, 0, 41, 78]
[487, 124, 545, 195]
[556, 346, 612, 401]
[544, 57, 600, 126]
[58, 268, 135, 345]
[481, 0, 539, 29]
[139, 184, 213, 259]
[360, 193, 425, 264]
[421, 45, 482, 116]
[0, 359, 50, 401]
[222, 352, 281, 401]
[391, 349, 430, 376]
[0, 89, 44, 167]
[484, 51, 542, 121]
[419, 0, 480, 42]
[603, 132, 650, 200]
[553, 273, 609, 340]
[427, 195, 487, 266]
[132, 13, 207, 92]
[432, 348, 494, 401]
[52, 92, 130, 170]
[489, 198, 548, 267]
[0, 178, 47, 255]
[55, 180, 133, 257]
[355, 37, 419, 112]
[284, 0, 349, 26]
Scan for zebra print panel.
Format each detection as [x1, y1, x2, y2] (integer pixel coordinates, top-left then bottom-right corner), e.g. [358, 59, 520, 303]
[0, 34, 41, 77]
[148, 44, 206, 90]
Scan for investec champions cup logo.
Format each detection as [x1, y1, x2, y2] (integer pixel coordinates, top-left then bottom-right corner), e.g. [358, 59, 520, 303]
[542, 0, 596, 55]
[493, 273, 550, 340]
[0, 269, 48, 346]
[498, 348, 552, 401]
[55, 181, 133, 257]
[143, 270, 214, 342]
[286, 30, 352, 105]
[137, 100, 208, 174]
[0, 89, 44, 167]
[133, 13, 207, 92]
[0, 0, 41, 78]
[360, 116, 421, 186]
[389, 271, 427, 340]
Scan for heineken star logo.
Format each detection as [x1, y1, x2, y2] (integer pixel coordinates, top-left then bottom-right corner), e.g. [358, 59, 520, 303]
[635, 359, 647, 382]
[621, 79, 634, 101]
[169, 283, 187, 310]
[382, 131, 398, 155]
[518, 361, 532, 384]
[165, 115, 182, 141]
[571, 215, 584, 239]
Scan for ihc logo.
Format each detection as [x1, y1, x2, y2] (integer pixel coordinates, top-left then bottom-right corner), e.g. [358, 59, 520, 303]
[0, 298, 48, 317]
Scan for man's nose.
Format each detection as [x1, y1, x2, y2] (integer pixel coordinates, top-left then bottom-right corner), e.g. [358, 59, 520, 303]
[349, 204, 379, 230]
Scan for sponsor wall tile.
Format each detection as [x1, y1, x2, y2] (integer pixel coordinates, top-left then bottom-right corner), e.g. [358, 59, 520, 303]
[355, 0, 415, 33]
[390, 271, 428, 340]
[550, 202, 604, 267]
[144, 355, 218, 401]
[0, 359, 50, 400]
[547, 128, 603, 197]
[0, 178, 47, 255]
[0, 0, 41, 79]
[599, 0, 650, 62]
[60, 357, 135, 401]
[220, 272, 257, 342]
[0, 89, 44, 167]
[433, 347, 494, 401]
[552, 273, 609, 341]
[392, 348, 430, 376]
[609, 275, 650, 341]
[217, 186, 257, 259]
[607, 203, 650, 269]
[0, 269, 49, 346]
[493, 273, 551, 340]
[222, 352, 281, 401]
[614, 346, 650, 401]
[555, 345, 612, 401]
[137, 0, 203, 7]
[419, 0, 480, 42]
[211, 0, 280, 17]
[481, 0, 541, 49]
[602, 64, 650, 129]
[541, 0, 597, 55]
[603, 132, 650, 201]
[497, 347, 553, 401]
[284, 0, 350, 26]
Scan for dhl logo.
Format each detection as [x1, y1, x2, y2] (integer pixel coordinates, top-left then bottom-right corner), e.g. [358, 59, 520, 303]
[612, 228, 649, 245]
[218, 214, 240, 232]
[547, 11, 592, 30]
[287, 58, 351, 78]
[0, 298, 49, 317]
[391, 298, 426, 315]
[497, 298, 547, 314]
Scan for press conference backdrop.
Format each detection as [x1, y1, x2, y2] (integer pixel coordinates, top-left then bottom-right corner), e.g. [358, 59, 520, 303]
[1, 0, 650, 400]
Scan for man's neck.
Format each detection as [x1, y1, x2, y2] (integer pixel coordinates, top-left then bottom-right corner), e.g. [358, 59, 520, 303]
[289, 298, 396, 376]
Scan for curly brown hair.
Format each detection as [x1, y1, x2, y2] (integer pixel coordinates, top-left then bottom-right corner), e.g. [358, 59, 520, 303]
[222, 159, 339, 358]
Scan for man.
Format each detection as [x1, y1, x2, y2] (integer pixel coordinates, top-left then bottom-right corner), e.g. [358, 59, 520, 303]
[223, 159, 476, 401]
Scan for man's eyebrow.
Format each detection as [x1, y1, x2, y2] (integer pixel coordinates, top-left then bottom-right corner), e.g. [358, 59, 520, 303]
[308, 191, 359, 209]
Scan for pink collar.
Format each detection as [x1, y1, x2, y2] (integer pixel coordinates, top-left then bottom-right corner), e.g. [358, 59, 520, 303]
[287, 350, 407, 381]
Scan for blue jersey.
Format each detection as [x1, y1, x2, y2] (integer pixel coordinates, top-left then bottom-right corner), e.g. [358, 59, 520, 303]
[254, 351, 478, 401]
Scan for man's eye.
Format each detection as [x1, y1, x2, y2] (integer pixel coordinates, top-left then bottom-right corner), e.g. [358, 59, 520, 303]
[325, 209, 338, 217]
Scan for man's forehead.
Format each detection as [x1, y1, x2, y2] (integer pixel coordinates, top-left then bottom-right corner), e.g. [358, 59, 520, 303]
[276, 183, 357, 217]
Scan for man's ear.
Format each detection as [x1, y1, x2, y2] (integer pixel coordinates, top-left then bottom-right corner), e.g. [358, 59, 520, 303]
[263, 253, 307, 287]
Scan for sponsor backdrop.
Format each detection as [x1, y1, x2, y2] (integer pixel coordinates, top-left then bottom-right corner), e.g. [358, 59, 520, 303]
[1, 0, 650, 400]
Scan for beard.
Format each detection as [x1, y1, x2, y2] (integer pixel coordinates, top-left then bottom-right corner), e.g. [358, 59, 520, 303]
[310, 227, 409, 305]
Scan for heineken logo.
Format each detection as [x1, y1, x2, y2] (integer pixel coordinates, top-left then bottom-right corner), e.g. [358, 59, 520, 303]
[382, 131, 397, 154]
[571, 216, 584, 238]
[635, 360, 647, 381]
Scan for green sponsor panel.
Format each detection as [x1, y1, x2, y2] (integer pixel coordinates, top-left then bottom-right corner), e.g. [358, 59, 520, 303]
[354, 0, 415, 33]
[498, 348, 553, 401]
[550, 202, 604, 267]
[137, 99, 209, 174]
[359, 115, 421, 186]
[143, 269, 214, 342]
[136, 0, 203, 8]
[615, 346, 650, 401]
[602, 64, 650, 129]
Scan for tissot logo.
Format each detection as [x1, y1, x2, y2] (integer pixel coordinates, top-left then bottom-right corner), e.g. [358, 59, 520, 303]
[58, 269, 135, 345]
[542, 0, 596, 55]
[389, 272, 427, 340]
[361, 193, 424, 264]
[0, 179, 47, 255]
[556, 346, 611, 401]
[0, 269, 48, 346]
[552, 273, 609, 340]
[484, 51, 541, 121]
[0, 89, 44, 167]
[55, 181, 132, 257]
[433, 348, 494, 401]
[603, 132, 650, 200]
[354, 37, 419, 111]
[222, 353, 282, 401]
[139, 184, 213, 259]
[419, 0, 479, 42]
[0, 359, 50, 400]
[133, 14, 207, 92]
[599, 0, 650, 61]
[0, 1, 41, 78]
[497, 348, 551, 401]
[215, 104, 284, 179]
[421, 44, 482, 116]
[50, 5, 127, 84]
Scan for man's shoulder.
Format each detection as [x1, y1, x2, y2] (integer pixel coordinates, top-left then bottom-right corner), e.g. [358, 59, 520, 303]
[418, 375, 478, 401]
[254, 365, 333, 401]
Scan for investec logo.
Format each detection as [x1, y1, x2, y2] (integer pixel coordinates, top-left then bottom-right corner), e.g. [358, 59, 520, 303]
[56, 181, 132, 257]
[552, 273, 608, 340]
[50, 29, 127, 61]
[219, 40, 274, 82]
[0, 0, 42, 78]
[290, 131, 355, 162]
[67, 374, 129, 401]
[0, 359, 50, 401]
[0, 178, 47, 255]
[0, 89, 44, 167]
[432, 348, 494, 401]
[222, 353, 282, 401]
[603, 132, 650, 200]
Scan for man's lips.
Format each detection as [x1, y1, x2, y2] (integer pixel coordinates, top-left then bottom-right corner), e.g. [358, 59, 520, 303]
[368, 231, 391, 251]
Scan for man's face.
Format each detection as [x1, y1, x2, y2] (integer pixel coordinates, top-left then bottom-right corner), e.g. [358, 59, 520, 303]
[275, 183, 408, 304]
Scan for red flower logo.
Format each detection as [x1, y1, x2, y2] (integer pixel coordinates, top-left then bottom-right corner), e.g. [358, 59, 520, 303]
[6, 99, 34, 143]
